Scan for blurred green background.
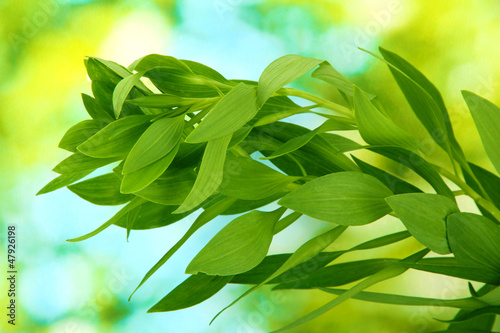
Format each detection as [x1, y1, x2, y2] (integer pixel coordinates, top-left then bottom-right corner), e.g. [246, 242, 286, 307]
[1, 0, 499, 332]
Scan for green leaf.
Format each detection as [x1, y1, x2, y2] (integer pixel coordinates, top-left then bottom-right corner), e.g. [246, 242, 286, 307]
[52, 152, 120, 174]
[354, 86, 417, 151]
[113, 201, 191, 230]
[93, 57, 150, 92]
[352, 156, 422, 194]
[320, 288, 484, 309]
[113, 72, 146, 118]
[123, 116, 184, 173]
[77, 115, 153, 158]
[218, 154, 299, 200]
[273, 212, 302, 235]
[257, 55, 323, 107]
[386, 193, 458, 254]
[211, 225, 347, 323]
[462, 91, 500, 175]
[274, 259, 394, 290]
[36, 170, 92, 195]
[174, 134, 232, 214]
[260, 127, 321, 160]
[476, 286, 500, 306]
[369, 48, 450, 153]
[447, 213, 500, 271]
[68, 173, 133, 206]
[271, 249, 429, 332]
[81, 93, 114, 122]
[320, 133, 362, 153]
[221, 192, 286, 216]
[120, 141, 180, 194]
[465, 163, 500, 221]
[311, 61, 375, 99]
[58, 120, 105, 153]
[279, 172, 393, 225]
[130, 54, 191, 73]
[396, 261, 500, 285]
[181, 59, 228, 83]
[186, 207, 286, 275]
[186, 83, 258, 143]
[134, 168, 196, 205]
[148, 274, 233, 312]
[368, 146, 454, 199]
[129, 197, 237, 300]
[67, 197, 145, 242]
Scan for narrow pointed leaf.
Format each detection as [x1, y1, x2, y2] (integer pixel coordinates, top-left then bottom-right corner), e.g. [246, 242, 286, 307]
[53, 152, 120, 174]
[66, 197, 145, 242]
[148, 274, 233, 312]
[113, 202, 191, 230]
[77, 115, 153, 158]
[58, 120, 105, 152]
[134, 169, 196, 205]
[320, 288, 484, 309]
[186, 83, 258, 143]
[37, 171, 92, 195]
[120, 142, 180, 194]
[123, 116, 184, 173]
[82, 93, 114, 122]
[354, 86, 417, 151]
[186, 207, 286, 276]
[279, 172, 393, 225]
[113, 72, 146, 118]
[257, 55, 322, 107]
[462, 91, 500, 175]
[68, 173, 133, 206]
[175, 134, 231, 213]
[218, 154, 299, 200]
[386, 193, 458, 254]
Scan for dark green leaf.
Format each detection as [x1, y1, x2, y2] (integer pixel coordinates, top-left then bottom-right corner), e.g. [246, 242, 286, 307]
[134, 168, 196, 205]
[148, 274, 233, 312]
[82, 93, 114, 122]
[447, 213, 500, 271]
[113, 201, 191, 230]
[368, 146, 454, 199]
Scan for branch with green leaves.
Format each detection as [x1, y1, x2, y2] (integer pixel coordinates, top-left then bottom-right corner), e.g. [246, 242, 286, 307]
[38, 48, 500, 332]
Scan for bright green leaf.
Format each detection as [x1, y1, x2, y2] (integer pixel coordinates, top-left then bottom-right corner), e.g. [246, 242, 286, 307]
[218, 154, 299, 200]
[386, 193, 458, 254]
[37, 171, 92, 195]
[354, 86, 417, 151]
[186, 207, 286, 276]
[52, 152, 120, 174]
[186, 83, 258, 143]
[123, 116, 184, 173]
[257, 55, 322, 107]
[59, 120, 106, 152]
[134, 168, 196, 205]
[68, 173, 133, 206]
[148, 274, 233, 312]
[77, 115, 153, 158]
[462, 91, 500, 176]
[174, 134, 232, 213]
[279, 172, 393, 225]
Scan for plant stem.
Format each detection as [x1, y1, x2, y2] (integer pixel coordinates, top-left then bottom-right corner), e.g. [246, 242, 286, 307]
[279, 88, 354, 118]
[436, 166, 500, 222]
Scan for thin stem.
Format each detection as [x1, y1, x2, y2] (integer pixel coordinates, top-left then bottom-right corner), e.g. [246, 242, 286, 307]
[279, 88, 353, 118]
